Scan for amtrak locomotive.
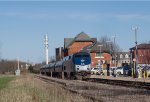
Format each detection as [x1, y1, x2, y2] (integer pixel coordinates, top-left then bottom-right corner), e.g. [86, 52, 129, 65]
[40, 52, 91, 79]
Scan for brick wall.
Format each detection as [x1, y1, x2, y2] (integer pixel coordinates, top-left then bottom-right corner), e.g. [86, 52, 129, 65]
[90, 52, 111, 68]
[68, 41, 93, 55]
[136, 49, 150, 64]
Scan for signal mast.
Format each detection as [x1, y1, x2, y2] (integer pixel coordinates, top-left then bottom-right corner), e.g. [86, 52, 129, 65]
[44, 33, 49, 65]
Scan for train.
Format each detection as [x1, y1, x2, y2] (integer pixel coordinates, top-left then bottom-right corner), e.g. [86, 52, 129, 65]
[40, 52, 91, 79]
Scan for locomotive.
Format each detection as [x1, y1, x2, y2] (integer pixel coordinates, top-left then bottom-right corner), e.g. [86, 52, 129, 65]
[40, 52, 91, 79]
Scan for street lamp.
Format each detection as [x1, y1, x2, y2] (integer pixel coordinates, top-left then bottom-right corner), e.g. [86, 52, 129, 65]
[98, 45, 103, 68]
[132, 26, 139, 78]
[106, 41, 112, 67]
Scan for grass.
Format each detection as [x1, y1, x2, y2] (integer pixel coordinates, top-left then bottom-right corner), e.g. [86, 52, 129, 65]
[0, 76, 15, 90]
[0, 74, 93, 102]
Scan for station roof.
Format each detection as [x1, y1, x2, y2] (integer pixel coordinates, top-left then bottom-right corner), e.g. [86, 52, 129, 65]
[64, 32, 96, 48]
[130, 43, 150, 50]
[81, 41, 109, 53]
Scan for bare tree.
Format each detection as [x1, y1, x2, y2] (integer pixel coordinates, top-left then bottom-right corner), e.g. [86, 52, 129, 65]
[98, 36, 111, 52]
[99, 36, 122, 66]
[0, 60, 17, 74]
[99, 36, 122, 53]
[0, 59, 29, 74]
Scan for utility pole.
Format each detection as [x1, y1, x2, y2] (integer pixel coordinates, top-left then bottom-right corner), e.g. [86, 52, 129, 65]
[44, 33, 49, 65]
[112, 35, 117, 67]
[106, 41, 112, 67]
[18, 57, 20, 70]
[132, 27, 139, 78]
[98, 45, 103, 68]
[15, 57, 20, 76]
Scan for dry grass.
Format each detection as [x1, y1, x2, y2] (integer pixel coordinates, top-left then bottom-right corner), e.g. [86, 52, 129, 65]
[0, 74, 93, 102]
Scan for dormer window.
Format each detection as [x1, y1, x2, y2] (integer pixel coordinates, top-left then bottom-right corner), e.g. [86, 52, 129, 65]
[125, 54, 128, 58]
[120, 54, 123, 58]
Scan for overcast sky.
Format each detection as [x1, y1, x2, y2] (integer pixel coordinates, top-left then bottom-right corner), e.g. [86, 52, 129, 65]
[0, 1, 150, 63]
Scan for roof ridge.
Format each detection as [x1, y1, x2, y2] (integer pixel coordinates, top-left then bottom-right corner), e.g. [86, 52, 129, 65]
[65, 32, 93, 48]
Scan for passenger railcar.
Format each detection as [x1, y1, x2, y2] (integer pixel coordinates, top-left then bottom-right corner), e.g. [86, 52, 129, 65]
[40, 52, 91, 79]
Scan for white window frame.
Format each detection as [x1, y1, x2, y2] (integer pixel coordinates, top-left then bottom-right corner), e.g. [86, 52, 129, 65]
[120, 54, 123, 58]
[95, 52, 104, 58]
[125, 54, 128, 58]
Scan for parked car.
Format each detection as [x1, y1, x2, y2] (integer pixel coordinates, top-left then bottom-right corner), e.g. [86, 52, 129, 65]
[110, 67, 117, 76]
[142, 66, 150, 77]
[115, 67, 123, 76]
[115, 65, 131, 76]
[91, 68, 103, 75]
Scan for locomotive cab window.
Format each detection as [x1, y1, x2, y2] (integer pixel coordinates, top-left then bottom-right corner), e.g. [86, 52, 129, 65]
[83, 55, 89, 57]
[75, 55, 82, 57]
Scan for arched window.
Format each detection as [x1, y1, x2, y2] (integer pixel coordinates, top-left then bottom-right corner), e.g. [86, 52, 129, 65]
[125, 54, 128, 58]
[120, 54, 123, 58]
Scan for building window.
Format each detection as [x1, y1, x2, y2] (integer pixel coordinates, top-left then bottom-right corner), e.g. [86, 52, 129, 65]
[95, 52, 103, 58]
[125, 54, 128, 58]
[120, 54, 123, 58]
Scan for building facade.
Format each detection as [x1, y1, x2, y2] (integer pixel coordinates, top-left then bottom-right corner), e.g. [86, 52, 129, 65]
[130, 44, 150, 66]
[64, 32, 96, 56]
[55, 47, 64, 61]
[116, 52, 130, 67]
[55, 32, 112, 70]
[81, 41, 111, 69]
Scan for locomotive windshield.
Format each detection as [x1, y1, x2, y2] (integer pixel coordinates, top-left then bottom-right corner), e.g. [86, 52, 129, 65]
[73, 53, 91, 65]
[75, 55, 82, 58]
[82, 55, 90, 57]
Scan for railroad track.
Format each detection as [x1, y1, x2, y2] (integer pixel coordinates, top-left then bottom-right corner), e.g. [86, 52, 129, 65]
[36, 74, 150, 90]
[35, 74, 150, 102]
[35, 75, 102, 102]
[83, 78, 150, 90]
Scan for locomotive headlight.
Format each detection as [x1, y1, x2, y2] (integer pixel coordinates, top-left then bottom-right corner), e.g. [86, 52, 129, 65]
[76, 65, 80, 70]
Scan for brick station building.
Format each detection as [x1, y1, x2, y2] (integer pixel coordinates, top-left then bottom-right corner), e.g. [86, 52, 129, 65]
[81, 41, 111, 69]
[62, 32, 111, 69]
[130, 43, 150, 65]
[55, 32, 96, 61]
[63, 32, 96, 56]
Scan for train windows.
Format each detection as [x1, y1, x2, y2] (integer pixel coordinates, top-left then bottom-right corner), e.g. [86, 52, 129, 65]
[75, 55, 82, 58]
[83, 55, 89, 57]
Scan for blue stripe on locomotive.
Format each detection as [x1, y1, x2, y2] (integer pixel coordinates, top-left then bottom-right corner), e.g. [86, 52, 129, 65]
[72, 52, 91, 65]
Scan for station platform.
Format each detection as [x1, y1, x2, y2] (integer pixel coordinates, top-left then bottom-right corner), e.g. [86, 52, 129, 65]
[90, 75, 150, 83]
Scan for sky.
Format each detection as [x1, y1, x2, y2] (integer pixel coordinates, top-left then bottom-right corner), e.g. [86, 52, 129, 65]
[0, 1, 150, 63]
